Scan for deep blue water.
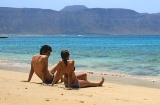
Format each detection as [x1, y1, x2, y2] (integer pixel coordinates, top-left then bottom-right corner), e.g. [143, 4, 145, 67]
[0, 34, 160, 77]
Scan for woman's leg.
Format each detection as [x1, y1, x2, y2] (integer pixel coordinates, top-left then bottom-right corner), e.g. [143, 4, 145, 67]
[76, 73, 87, 81]
[49, 64, 64, 83]
[49, 64, 57, 74]
[79, 77, 104, 88]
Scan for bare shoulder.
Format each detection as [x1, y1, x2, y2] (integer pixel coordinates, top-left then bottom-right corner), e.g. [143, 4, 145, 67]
[58, 60, 63, 64]
[32, 54, 48, 62]
[32, 54, 39, 58]
[68, 60, 75, 64]
[41, 55, 48, 58]
[57, 60, 64, 66]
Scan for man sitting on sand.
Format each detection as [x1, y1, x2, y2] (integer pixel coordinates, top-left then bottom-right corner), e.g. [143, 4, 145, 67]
[24, 45, 59, 84]
[24, 45, 87, 84]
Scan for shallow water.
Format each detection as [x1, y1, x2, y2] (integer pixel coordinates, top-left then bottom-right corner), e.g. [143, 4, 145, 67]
[0, 34, 160, 80]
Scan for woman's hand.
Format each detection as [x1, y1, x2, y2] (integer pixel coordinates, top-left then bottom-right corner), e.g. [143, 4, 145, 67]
[66, 88, 72, 90]
[42, 83, 52, 86]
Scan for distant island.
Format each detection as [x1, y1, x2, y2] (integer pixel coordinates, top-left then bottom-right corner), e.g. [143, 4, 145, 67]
[0, 36, 8, 38]
[0, 5, 160, 35]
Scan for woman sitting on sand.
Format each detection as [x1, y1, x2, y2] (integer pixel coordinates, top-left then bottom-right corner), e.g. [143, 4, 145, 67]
[52, 50, 104, 89]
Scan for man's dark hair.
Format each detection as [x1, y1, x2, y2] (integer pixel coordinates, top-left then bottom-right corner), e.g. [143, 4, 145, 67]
[40, 45, 52, 54]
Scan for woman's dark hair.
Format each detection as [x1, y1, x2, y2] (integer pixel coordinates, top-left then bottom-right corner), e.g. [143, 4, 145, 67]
[61, 50, 69, 66]
[40, 45, 52, 54]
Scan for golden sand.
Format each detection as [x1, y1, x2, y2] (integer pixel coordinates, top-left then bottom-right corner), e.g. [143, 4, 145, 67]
[0, 70, 160, 105]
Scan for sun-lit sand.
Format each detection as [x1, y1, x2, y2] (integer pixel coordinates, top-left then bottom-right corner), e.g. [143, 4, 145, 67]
[0, 70, 160, 105]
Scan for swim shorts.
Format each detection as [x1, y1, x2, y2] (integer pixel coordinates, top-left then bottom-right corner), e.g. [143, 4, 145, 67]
[45, 73, 54, 84]
[65, 81, 80, 88]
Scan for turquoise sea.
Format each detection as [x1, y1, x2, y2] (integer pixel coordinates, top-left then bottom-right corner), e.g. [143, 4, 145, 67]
[0, 34, 160, 80]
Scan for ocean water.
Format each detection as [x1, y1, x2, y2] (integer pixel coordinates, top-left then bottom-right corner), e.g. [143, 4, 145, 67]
[0, 34, 160, 79]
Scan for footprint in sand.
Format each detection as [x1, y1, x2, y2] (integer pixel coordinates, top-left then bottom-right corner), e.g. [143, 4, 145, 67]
[76, 93, 93, 97]
[108, 86, 113, 88]
[87, 95, 92, 97]
[143, 99, 148, 100]
[79, 101, 84, 103]
[45, 99, 50, 101]
[45, 98, 50, 101]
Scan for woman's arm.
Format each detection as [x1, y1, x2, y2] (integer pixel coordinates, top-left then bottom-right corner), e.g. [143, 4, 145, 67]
[67, 60, 75, 90]
[67, 69, 72, 90]
[51, 61, 62, 86]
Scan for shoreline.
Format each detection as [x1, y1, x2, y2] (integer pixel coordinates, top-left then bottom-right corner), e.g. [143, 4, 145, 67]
[76, 71, 160, 89]
[1, 68, 160, 89]
[0, 69, 160, 105]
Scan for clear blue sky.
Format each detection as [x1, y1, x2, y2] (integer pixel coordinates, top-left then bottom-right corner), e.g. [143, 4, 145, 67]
[0, 0, 159, 13]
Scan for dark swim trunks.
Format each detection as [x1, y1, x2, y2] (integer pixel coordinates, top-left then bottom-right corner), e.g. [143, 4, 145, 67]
[45, 73, 54, 84]
[65, 81, 80, 88]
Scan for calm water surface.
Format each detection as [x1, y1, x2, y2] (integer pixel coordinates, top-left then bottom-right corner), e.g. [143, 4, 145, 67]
[0, 34, 160, 80]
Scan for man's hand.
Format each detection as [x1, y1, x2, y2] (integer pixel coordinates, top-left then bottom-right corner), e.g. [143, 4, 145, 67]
[21, 80, 29, 82]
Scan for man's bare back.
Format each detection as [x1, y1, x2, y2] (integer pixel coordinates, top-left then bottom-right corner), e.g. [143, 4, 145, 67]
[24, 45, 56, 84]
[31, 54, 53, 83]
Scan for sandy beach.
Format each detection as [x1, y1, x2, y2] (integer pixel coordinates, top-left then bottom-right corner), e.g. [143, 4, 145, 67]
[0, 70, 160, 105]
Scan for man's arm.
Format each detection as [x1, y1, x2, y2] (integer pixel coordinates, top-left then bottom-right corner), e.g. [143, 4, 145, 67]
[23, 61, 34, 82]
[28, 65, 34, 82]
